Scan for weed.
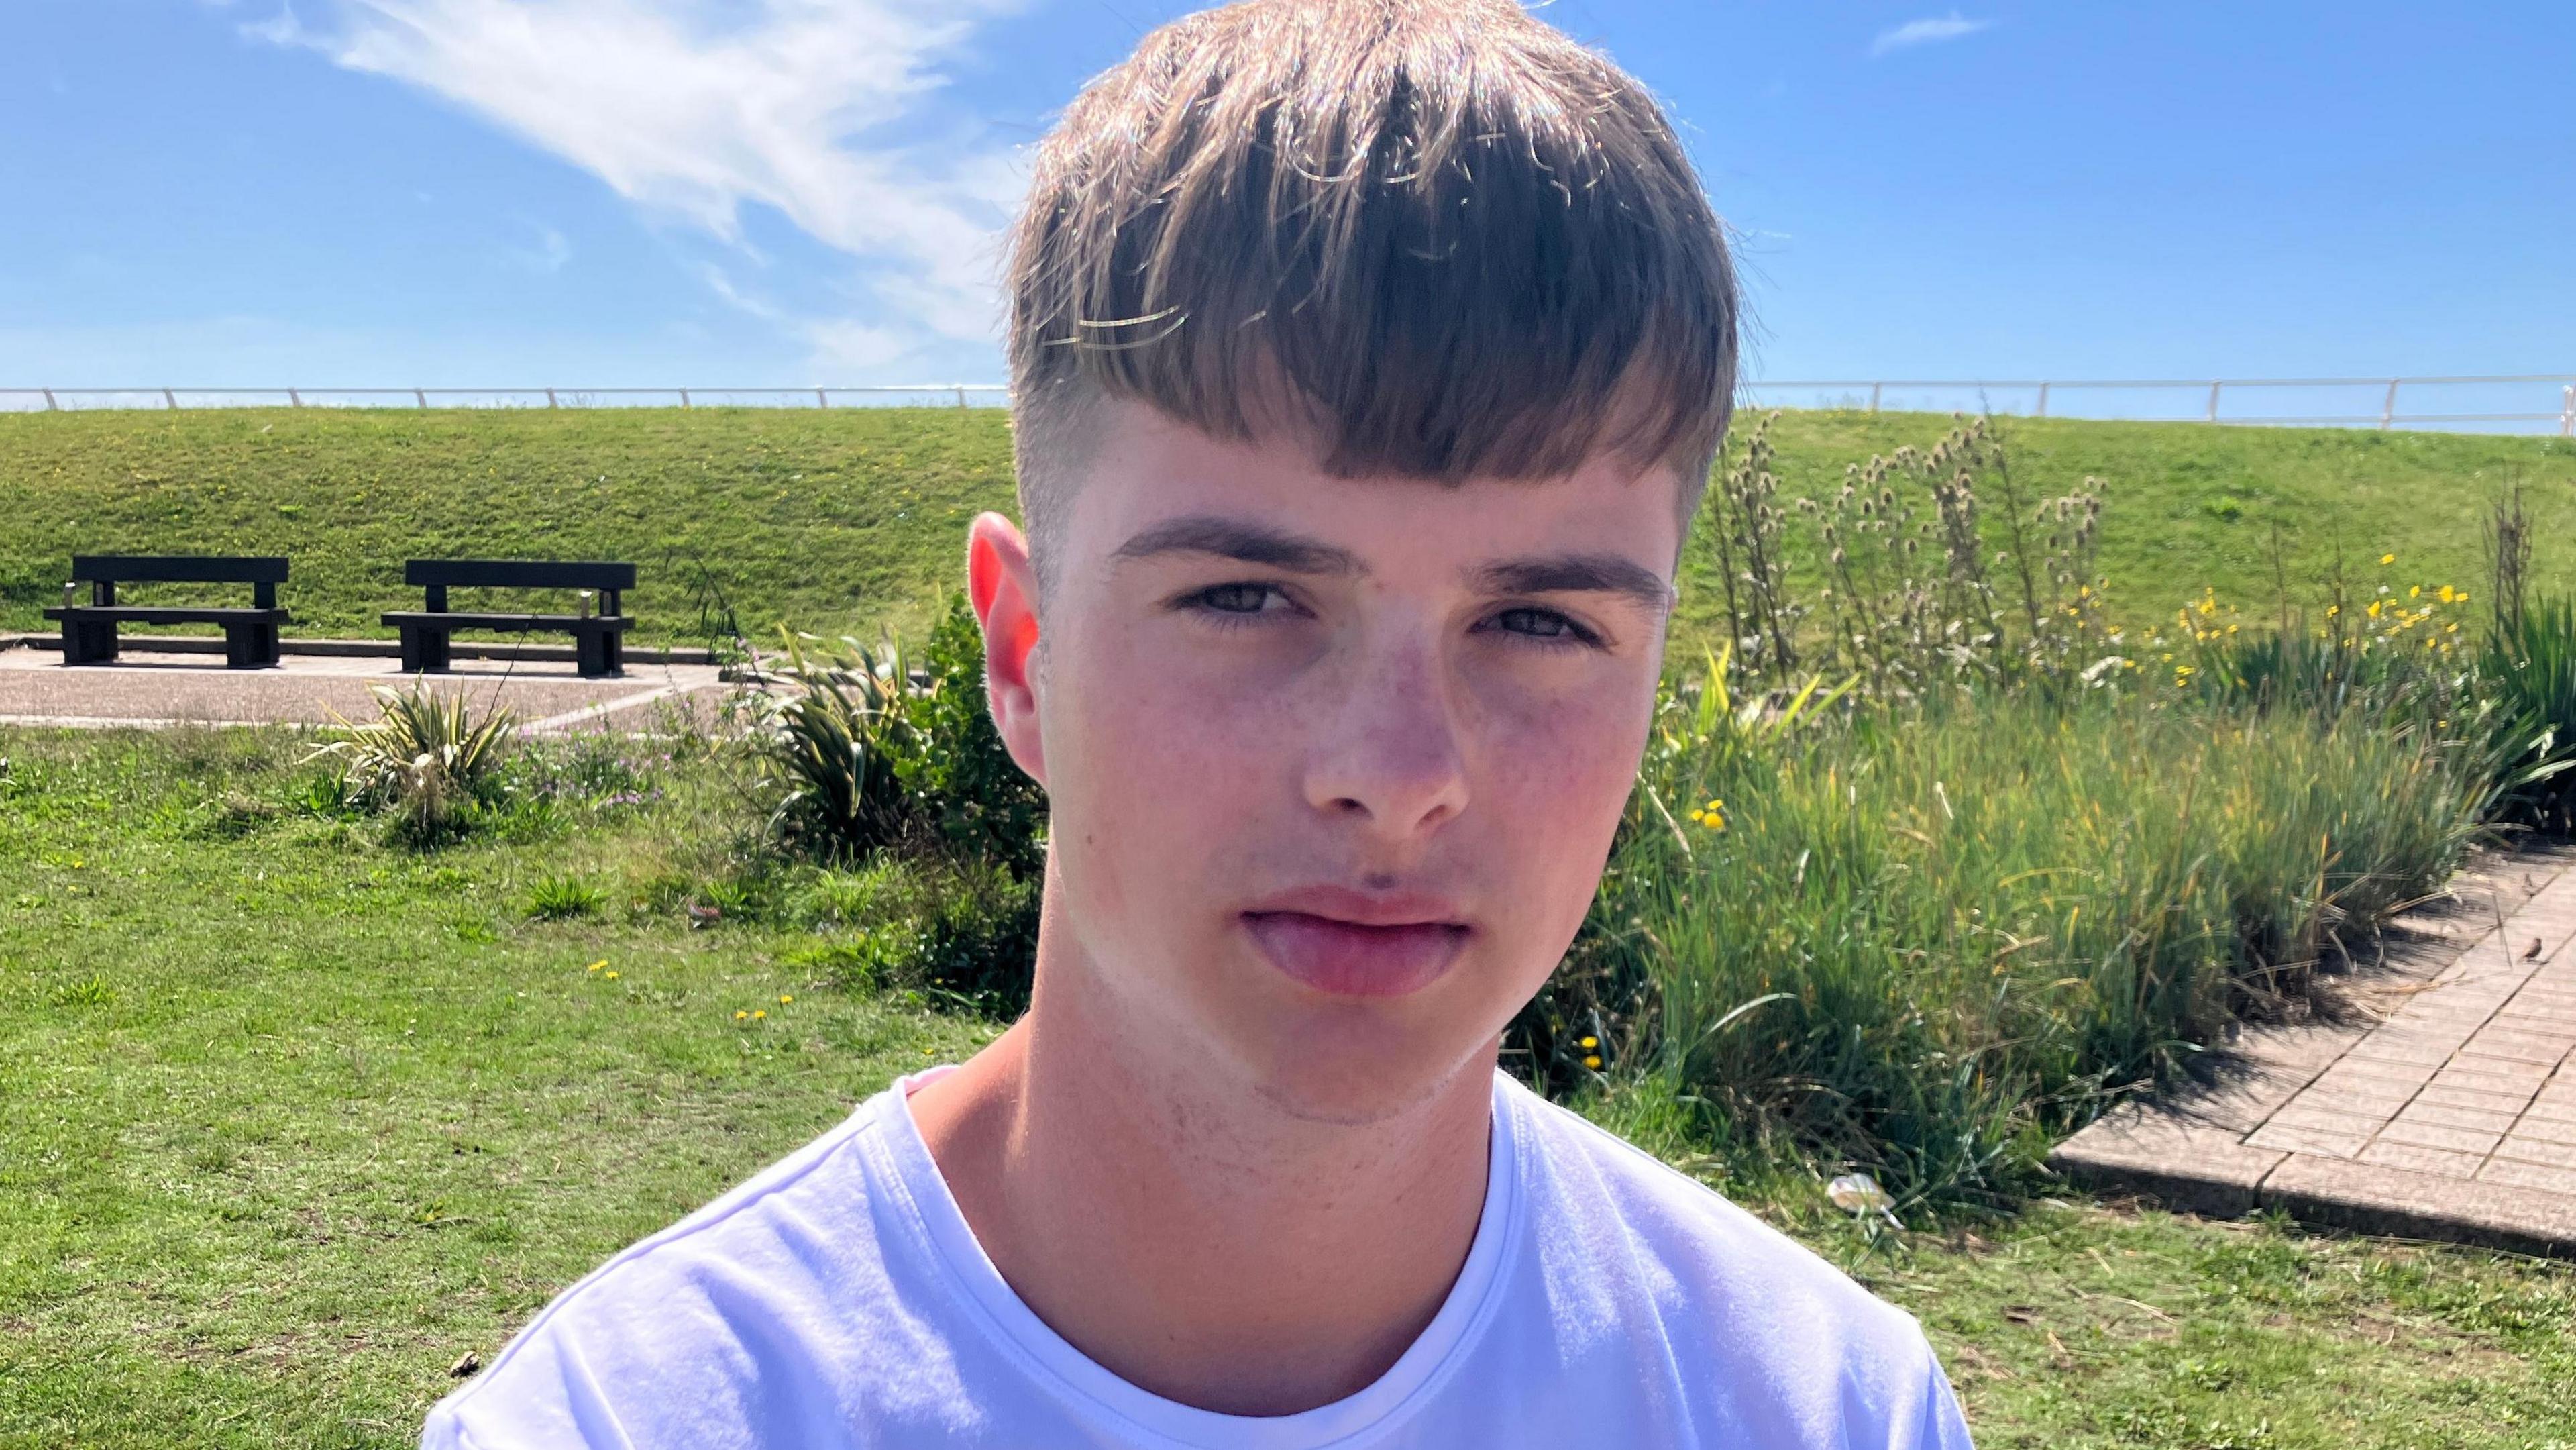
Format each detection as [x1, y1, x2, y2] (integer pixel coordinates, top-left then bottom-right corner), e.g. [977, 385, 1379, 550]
[520, 874, 608, 921]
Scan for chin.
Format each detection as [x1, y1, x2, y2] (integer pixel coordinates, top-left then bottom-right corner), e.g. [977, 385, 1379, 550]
[1229, 1004, 1495, 1128]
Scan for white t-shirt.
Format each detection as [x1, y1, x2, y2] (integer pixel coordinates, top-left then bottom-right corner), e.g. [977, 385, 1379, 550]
[423, 1068, 1974, 1449]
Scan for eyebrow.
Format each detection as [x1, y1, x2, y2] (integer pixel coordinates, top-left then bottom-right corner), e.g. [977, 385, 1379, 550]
[1111, 514, 1671, 615]
[1472, 553, 1674, 615]
[1110, 516, 1362, 575]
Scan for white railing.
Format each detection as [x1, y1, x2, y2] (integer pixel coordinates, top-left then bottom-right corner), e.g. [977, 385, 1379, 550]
[2, 376, 2571, 435]
[0, 384, 1009, 411]
[1739, 374, 2576, 437]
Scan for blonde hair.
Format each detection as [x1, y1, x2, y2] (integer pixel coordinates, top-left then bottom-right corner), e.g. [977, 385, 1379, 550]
[1006, 0, 1737, 567]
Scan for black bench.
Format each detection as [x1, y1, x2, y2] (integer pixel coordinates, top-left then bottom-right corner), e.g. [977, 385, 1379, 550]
[384, 559, 636, 678]
[43, 555, 290, 668]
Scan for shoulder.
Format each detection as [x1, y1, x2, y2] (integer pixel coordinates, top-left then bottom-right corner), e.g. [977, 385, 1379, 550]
[1496, 1078, 1965, 1445]
[423, 1092, 916, 1450]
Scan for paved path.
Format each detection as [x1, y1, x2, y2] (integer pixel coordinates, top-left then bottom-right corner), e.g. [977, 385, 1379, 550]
[2055, 847, 2576, 1252]
[0, 643, 737, 737]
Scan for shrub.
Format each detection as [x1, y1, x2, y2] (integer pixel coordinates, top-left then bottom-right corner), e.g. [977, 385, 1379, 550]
[1515, 651, 2491, 1213]
[308, 684, 517, 842]
[755, 633, 918, 861]
[521, 873, 608, 921]
[753, 594, 1046, 877]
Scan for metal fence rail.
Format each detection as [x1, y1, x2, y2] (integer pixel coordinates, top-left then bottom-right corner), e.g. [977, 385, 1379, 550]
[1738, 374, 2576, 436]
[3, 375, 2570, 435]
[0, 384, 1010, 411]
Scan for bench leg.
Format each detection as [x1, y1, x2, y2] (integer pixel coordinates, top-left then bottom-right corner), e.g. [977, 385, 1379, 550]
[64, 619, 118, 665]
[225, 622, 280, 669]
[576, 627, 616, 678]
[400, 626, 452, 674]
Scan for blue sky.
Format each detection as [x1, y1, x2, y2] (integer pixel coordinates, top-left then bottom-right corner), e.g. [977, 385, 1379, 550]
[4, 1, 2571, 393]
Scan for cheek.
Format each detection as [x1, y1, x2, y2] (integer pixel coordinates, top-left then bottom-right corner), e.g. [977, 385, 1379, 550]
[1046, 635, 1295, 905]
[1471, 676, 1652, 885]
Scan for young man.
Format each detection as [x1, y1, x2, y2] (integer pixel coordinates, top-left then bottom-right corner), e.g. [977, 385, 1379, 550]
[425, 1, 1974, 1445]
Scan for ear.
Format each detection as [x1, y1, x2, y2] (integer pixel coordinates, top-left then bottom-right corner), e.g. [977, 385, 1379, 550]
[967, 511, 1046, 788]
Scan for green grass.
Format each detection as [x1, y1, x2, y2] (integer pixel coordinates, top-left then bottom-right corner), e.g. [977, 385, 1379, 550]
[0, 407, 1016, 645]
[3, 406, 2569, 647]
[5, 726, 2572, 1447]
[1526, 682, 2491, 1212]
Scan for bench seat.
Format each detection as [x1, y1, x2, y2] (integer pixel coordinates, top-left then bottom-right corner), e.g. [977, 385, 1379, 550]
[381, 610, 633, 633]
[46, 605, 290, 627]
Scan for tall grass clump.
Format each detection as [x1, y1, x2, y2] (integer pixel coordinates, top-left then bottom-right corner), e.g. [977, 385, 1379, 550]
[1520, 654, 2491, 1212]
[309, 684, 517, 843]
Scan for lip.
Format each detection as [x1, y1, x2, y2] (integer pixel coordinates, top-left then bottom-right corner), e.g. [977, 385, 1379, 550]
[1241, 886, 1470, 999]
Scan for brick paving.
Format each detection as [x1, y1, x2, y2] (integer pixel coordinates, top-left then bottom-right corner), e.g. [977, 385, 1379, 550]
[0, 639, 737, 736]
[2054, 847, 2576, 1253]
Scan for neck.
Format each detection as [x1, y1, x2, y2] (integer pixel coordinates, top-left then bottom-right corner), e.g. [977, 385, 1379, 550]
[906, 936, 1497, 1416]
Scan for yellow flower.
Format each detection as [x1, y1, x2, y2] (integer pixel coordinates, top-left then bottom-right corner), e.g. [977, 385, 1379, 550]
[2381, 553, 2396, 565]
[779, 994, 794, 1005]
[1580, 1035, 1599, 1049]
[2438, 585, 2456, 604]
[604, 970, 619, 980]
[2367, 600, 2381, 618]
[2410, 585, 2422, 599]
[2445, 622, 2459, 633]
[735, 1010, 749, 1021]
[753, 1009, 767, 1020]
[2326, 604, 2339, 617]
[586, 960, 606, 972]
[1582, 1055, 1603, 1070]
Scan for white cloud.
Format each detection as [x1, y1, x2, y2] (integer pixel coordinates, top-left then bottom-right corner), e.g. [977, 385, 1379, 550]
[506, 217, 574, 272]
[246, 0, 1027, 370]
[1870, 13, 1992, 57]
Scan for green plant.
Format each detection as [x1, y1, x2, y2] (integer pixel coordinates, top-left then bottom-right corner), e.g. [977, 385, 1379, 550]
[307, 684, 517, 841]
[892, 593, 1049, 878]
[753, 596, 1047, 876]
[755, 632, 920, 861]
[2477, 594, 2576, 831]
[1517, 650, 2488, 1213]
[521, 873, 607, 921]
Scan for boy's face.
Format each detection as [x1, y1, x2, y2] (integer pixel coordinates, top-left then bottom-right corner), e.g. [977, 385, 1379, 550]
[980, 398, 1680, 1125]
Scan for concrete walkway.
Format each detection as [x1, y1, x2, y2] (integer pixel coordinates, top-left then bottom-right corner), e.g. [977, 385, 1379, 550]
[0, 640, 737, 737]
[2054, 847, 2576, 1253]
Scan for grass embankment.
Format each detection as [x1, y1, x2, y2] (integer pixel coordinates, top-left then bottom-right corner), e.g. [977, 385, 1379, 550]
[1, 407, 2569, 645]
[4, 728, 2570, 1449]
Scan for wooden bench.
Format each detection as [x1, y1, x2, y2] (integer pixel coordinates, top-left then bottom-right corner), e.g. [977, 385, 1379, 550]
[384, 559, 637, 678]
[43, 555, 290, 668]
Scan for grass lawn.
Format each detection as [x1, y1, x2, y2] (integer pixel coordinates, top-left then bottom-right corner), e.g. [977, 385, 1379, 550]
[5, 725, 2572, 1449]
[3, 407, 2571, 648]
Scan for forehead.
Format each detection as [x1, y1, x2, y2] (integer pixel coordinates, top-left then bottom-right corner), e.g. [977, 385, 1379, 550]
[1060, 398, 1685, 578]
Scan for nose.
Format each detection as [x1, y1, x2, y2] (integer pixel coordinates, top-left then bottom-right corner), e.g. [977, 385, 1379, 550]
[1301, 633, 1470, 844]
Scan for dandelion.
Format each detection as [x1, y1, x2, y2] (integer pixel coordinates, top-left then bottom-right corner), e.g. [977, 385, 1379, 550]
[1580, 1035, 1599, 1049]
[779, 994, 794, 1005]
[2410, 585, 2422, 599]
[1583, 1055, 1603, 1070]
[735, 1010, 749, 1021]
[753, 1009, 767, 1020]
[2367, 600, 2381, 618]
[604, 970, 619, 980]
[2381, 553, 2396, 565]
[586, 960, 606, 972]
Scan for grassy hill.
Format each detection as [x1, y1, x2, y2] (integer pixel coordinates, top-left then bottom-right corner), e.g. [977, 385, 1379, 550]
[2, 405, 2571, 648]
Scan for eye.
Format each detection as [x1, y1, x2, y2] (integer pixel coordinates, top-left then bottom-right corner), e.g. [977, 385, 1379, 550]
[1193, 583, 1277, 615]
[1483, 605, 1603, 648]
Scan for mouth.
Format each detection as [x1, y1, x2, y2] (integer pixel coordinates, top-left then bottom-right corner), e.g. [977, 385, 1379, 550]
[1241, 890, 1470, 999]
